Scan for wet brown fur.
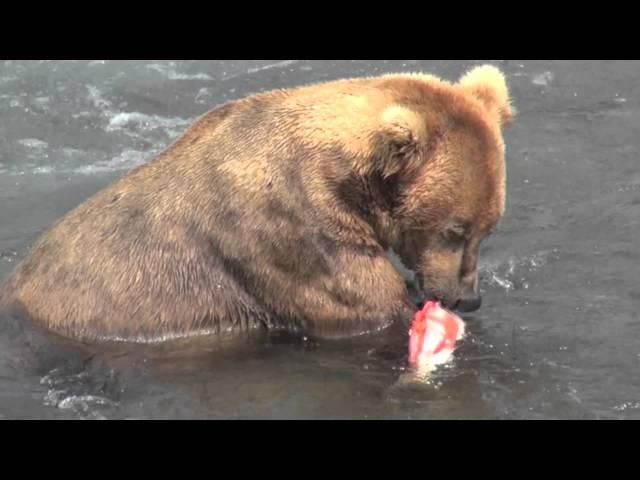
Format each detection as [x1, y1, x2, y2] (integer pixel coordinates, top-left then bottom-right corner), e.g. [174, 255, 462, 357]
[0, 65, 514, 344]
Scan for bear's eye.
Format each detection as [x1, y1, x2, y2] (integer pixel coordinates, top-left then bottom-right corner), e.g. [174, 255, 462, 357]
[441, 229, 466, 249]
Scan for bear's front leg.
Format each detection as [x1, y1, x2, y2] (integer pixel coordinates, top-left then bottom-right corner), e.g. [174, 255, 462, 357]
[291, 252, 417, 341]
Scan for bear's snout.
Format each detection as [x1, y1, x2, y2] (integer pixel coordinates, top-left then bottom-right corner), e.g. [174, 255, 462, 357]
[453, 290, 482, 313]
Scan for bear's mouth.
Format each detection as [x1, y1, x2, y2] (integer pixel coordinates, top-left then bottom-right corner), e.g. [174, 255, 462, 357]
[414, 295, 466, 315]
[412, 274, 464, 311]
[414, 293, 442, 310]
[402, 266, 457, 312]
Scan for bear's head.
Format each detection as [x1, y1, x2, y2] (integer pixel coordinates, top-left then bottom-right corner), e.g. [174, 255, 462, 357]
[368, 65, 515, 312]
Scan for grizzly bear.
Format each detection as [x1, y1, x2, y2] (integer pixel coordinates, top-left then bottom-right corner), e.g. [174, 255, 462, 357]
[0, 64, 514, 345]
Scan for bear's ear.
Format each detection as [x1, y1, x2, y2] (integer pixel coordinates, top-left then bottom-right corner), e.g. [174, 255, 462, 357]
[371, 105, 426, 179]
[458, 64, 515, 127]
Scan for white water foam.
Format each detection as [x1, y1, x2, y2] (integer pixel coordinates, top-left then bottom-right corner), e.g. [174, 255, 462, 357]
[532, 71, 554, 86]
[73, 148, 154, 175]
[41, 368, 116, 419]
[107, 112, 190, 136]
[146, 63, 213, 80]
[18, 138, 48, 149]
[480, 250, 556, 292]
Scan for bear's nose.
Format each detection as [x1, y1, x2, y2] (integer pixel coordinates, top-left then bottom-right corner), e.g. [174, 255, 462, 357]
[455, 291, 482, 312]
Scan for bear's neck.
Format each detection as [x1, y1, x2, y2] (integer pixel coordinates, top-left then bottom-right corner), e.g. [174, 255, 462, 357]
[308, 170, 399, 253]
